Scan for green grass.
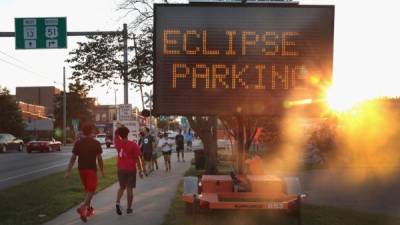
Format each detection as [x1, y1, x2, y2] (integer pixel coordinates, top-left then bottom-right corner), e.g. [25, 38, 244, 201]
[162, 166, 400, 225]
[0, 157, 118, 225]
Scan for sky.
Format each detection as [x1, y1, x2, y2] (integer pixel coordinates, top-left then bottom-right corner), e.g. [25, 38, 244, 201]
[0, 0, 400, 109]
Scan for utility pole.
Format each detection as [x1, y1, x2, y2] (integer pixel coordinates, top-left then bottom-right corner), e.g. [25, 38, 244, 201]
[114, 88, 117, 109]
[63, 66, 67, 145]
[123, 23, 128, 104]
[114, 88, 118, 120]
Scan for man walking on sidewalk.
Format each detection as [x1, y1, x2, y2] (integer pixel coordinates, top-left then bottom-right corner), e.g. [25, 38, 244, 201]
[114, 126, 144, 215]
[175, 129, 185, 162]
[141, 127, 155, 173]
[64, 123, 104, 223]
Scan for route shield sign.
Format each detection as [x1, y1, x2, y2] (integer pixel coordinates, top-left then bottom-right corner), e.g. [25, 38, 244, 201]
[15, 17, 67, 49]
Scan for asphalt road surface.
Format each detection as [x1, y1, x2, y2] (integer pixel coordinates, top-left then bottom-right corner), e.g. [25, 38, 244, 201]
[0, 145, 116, 190]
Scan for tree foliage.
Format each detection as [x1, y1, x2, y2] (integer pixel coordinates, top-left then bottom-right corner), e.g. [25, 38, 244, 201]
[66, 27, 153, 89]
[0, 87, 25, 137]
[53, 81, 95, 138]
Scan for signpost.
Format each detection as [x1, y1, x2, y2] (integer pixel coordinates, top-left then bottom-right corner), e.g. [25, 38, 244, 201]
[144, 92, 154, 130]
[153, 4, 334, 116]
[118, 104, 133, 121]
[15, 17, 67, 49]
[113, 120, 140, 142]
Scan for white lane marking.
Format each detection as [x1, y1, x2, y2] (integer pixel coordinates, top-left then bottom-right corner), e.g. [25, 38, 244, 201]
[0, 162, 68, 183]
[0, 153, 115, 183]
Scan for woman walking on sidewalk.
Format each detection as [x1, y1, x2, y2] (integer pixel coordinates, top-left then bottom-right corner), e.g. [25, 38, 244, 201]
[114, 126, 144, 215]
[158, 132, 172, 172]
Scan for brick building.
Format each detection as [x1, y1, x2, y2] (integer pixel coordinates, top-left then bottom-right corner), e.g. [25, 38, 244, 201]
[16, 86, 61, 117]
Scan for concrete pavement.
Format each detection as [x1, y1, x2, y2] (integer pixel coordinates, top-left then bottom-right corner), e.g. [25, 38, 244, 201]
[45, 152, 194, 225]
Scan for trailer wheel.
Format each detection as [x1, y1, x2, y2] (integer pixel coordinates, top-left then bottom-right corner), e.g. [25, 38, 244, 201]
[185, 202, 196, 215]
[288, 195, 302, 225]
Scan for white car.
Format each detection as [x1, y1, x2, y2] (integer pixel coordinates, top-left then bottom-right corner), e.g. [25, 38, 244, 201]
[95, 134, 106, 145]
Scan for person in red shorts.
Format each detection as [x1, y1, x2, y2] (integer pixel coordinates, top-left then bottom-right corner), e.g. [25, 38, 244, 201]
[64, 123, 104, 222]
[114, 126, 144, 215]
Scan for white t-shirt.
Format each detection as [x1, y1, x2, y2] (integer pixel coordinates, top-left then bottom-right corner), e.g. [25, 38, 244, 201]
[158, 138, 172, 152]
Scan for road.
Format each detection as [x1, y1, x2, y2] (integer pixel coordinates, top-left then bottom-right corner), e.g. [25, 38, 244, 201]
[0, 145, 116, 190]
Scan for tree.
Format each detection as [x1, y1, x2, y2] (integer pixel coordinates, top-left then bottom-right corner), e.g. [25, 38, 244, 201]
[0, 86, 24, 137]
[54, 81, 95, 139]
[157, 119, 169, 130]
[66, 28, 153, 108]
[188, 116, 218, 174]
[220, 115, 282, 174]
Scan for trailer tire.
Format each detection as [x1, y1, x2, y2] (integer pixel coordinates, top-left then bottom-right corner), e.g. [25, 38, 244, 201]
[185, 202, 195, 215]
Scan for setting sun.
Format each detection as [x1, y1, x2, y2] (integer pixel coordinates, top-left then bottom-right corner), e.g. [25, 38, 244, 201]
[324, 77, 384, 112]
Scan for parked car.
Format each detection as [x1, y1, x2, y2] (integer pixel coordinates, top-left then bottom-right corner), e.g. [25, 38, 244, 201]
[95, 133, 106, 145]
[26, 138, 61, 153]
[0, 133, 24, 153]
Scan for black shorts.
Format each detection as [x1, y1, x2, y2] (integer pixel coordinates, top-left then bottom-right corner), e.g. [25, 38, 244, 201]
[118, 170, 137, 188]
[176, 146, 184, 152]
[143, 152, 152, 161]
[187, 141, 192, 147]
[162, 151, 172, 156]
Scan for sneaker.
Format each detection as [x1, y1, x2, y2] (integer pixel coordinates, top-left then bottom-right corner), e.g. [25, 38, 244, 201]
[126, 208, 133, 214]
[77, 206, 88, 222]
[116, 204, 122, 215]
[87, 206, 95, 217]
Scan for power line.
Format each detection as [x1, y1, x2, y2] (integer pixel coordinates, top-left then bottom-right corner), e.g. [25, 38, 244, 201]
[0, 50, 27, 66]
[0, 56, 62, 86]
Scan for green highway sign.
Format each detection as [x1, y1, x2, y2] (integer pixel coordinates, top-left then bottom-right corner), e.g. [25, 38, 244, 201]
[15, 17, 67, 49]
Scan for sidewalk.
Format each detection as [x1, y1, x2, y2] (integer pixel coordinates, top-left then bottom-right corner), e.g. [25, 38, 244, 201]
[45, 152, 194, 225]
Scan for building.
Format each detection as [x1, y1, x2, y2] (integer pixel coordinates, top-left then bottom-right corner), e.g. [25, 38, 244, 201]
[16, 86, 61, 117]
[18, 101, 47, 119]
[18, 101, 54, 139]
[93, 105, 117, 136]
[93, 105, 149, 137]
[94, 105, 118, 123]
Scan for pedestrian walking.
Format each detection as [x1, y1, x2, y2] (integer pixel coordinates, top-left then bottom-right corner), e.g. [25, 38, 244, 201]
[64, 123, 104, 223]
[138, 131, 148, 176]
[141, 127, 155, 173]
[114, 126, 144, 215]
[158, 132, 172, 172]
[152, 133, 160, 170]
[186, 129, 193, 151]
[175, 129, 185, 162]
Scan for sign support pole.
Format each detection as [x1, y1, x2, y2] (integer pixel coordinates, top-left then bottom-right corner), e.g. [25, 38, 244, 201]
[0, 24, 129, 104]
[63, 66, 67, 145]
[123, 24, 129, 104]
